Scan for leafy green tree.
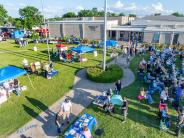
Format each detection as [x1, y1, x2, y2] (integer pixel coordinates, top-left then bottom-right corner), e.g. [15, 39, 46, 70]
[78, 9, 93, 17]
[19, 6, 43, 29]
[49, 16, 63, 21]
[119, 12, 125, 16]
[0, 4, 8, 25]
[14, 19, 23, 29]
[62, 12, 76, 18]
[172, 12, 184, 17]
[154, 13, 161, 16]
[129, 14, 136, 17]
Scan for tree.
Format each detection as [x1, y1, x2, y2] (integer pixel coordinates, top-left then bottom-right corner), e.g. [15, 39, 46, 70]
[129, 14, 136, 17]
[154, 13, 161, 16]
[0, 4, 8, 25]
[49, 16, 63, 21]
[19, 6, 43, 29]
[14, 18, 23, 29]
[78, 9, 93, 17]
[172, 12, 184, 17]
[119, 12, 125, 16]
[62, 12, 76, 18]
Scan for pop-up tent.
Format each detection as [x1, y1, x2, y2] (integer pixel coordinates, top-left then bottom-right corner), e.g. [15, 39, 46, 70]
[99, 40, 119, 48]
[110, 95, 123, 106]
[0, 65, 34, 88]
[11, 30, 24, 39]
[56, 43, 68, 51]
[0, 66, 27, 84]
[71, 45, 94, 54]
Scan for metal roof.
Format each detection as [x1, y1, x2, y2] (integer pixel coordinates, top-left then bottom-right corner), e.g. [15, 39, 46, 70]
[48, 20, 104, 25]
[142, 15, 184, 22]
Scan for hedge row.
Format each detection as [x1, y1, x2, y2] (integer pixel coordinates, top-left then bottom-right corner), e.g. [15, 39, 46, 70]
[86, 64, 123, 83]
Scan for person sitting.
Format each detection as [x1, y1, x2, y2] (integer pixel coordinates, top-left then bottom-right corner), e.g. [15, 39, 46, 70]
[138, 88, 154, 105]
[81, 126, 93, 138]
[121, 97, 128, 123]
[160, 87, 169, 105]
[13, 79, 21, 96]
[104, 103, 114, 115]
[149, 80, 162, 94]
[159, 107, 171, 130]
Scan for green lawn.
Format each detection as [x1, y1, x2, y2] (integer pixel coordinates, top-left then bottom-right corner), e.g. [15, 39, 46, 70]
[0, 40, 111, 136]
[81, 54, 181, 138]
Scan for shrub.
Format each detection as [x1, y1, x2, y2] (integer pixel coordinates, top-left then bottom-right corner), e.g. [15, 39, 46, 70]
[86, 64, 123, 83]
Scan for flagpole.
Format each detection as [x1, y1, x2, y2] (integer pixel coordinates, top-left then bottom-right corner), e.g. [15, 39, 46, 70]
[103, 0, 107, 71]
[41, 0, 51, 62]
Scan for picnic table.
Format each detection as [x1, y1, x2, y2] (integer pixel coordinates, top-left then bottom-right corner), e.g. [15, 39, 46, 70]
[64, 113, 97, 138]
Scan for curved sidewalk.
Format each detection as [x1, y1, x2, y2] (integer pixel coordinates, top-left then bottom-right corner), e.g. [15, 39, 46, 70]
[8, 56, 135, 138]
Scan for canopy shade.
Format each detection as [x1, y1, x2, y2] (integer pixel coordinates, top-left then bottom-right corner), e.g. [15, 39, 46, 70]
[71, 45, 94, 53]
[0, 66, 27, 84]
[99, 40, 119, 47]
[110, 95, 123, 106]
[36, 28, 49, 33]
[56, 43, 65, 47]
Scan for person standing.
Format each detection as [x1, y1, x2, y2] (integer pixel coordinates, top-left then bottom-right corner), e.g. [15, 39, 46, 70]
[60, 98, 72, 124]
[176, 108, 184, 137]
[55, 111, 63, 134]
[121, 97, 128, 123]
[115, 80, 122, 94]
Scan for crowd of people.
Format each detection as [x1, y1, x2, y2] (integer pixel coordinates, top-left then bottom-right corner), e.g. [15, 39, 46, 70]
[137, 47, 184, 136]
[59, 51, 81, 63]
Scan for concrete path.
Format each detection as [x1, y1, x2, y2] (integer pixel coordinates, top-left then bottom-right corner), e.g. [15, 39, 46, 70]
[8, 55, 135, 138]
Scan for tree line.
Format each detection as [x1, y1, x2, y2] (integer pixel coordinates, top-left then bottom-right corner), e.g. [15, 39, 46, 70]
[0, 4, 184, 29]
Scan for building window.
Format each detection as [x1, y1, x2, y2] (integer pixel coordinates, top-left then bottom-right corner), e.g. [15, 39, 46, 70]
[152, 33, 160, 43]
[88, 26, 98, 31]
[120, 31, 124, 38]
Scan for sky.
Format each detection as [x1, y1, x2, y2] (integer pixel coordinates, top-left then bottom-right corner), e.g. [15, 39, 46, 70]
[0, 0, 183, 18]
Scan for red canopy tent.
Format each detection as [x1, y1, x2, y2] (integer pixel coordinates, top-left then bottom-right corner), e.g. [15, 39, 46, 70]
[36, 28, 49, 33]
[56, 43, 65, 47]
[56, 43, 68, 52]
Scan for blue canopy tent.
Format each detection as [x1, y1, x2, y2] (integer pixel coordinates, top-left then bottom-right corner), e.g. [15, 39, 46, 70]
[99, 40, 119, 48]
[0, 66, 27, 84]
[11, 30, 25, 39]
[71, 45, 94, 54]
[0, 66, 34, 88]
[110, 95, 123, 106]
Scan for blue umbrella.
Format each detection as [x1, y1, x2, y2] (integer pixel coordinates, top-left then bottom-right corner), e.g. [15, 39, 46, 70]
[110, 95, 123, 106]
[99, 40, 119, 47]
[71, 45, 94, 54]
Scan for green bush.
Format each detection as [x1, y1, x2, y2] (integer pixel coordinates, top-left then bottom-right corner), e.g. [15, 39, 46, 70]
[86, 64, 123, 83]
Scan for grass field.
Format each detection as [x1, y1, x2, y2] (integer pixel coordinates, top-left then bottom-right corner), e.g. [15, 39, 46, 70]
[80, 54, 183, 138]
[0, 40, 111, 136]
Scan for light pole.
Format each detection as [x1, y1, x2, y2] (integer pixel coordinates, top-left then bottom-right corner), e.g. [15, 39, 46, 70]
[103, 0, 107, 71]
[41, 0, 51, 62]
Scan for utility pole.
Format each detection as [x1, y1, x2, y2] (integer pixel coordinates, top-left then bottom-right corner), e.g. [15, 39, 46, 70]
[41, 0, 51, 62]
[103, 0, 107, 71]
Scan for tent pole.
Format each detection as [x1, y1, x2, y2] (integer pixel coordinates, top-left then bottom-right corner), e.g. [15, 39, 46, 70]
[27, 74, 35, 89]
